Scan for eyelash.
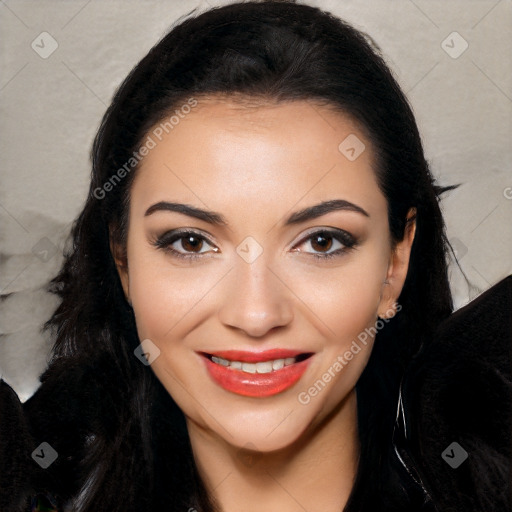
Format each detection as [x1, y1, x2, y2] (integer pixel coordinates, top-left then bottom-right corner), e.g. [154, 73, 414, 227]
[151, 228, 358, 262]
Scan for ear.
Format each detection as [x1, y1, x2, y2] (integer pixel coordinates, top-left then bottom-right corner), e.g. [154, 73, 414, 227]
[377, 207, 416, 319]
[109, 228, 131, 306]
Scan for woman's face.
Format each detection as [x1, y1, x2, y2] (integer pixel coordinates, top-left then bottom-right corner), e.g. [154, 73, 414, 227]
[114, 97, 415, 452]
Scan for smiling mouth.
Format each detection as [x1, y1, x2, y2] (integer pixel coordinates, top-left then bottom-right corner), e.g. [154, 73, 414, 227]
[203, 352, 313, 374]
[200, 350, 314, 397]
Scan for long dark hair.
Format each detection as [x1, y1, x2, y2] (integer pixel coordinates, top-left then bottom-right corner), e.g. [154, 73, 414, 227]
[27, 1, 460, 510]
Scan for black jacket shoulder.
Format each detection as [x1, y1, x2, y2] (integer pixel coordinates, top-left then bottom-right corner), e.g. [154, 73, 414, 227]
[400, 275, 512, 512]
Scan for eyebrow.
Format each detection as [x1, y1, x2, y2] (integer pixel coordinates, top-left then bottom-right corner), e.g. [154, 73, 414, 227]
[144, 199, 370, 226]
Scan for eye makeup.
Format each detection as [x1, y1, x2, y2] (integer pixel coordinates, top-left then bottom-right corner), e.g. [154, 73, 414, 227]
[149, 227, 359, 262]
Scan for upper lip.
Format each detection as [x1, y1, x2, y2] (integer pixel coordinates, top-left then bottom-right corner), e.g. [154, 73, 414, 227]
[200, 349, 314, 363]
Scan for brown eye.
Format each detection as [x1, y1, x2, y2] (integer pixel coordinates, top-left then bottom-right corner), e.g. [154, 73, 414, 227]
[180, 234, 205, 253]
[294, 229, 357, 260]
[152, 230, 218, 260]
[310, 233, 334, 253]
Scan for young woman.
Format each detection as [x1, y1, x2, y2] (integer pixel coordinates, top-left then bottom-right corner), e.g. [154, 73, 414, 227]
[1, 1, 510, 511]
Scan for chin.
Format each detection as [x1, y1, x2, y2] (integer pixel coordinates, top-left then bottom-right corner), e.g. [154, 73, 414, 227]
[201, 395, 324, 453]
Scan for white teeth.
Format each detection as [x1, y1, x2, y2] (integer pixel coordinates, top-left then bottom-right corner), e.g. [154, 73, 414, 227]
[241, 363, 257, 373]
[212, 356, 230, 366]
[272, 359, 284, 370]
[255, 361, 273, 374]
[210, 356, 299, 373]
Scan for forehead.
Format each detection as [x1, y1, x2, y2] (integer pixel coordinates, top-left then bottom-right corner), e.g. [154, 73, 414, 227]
[130, 97, 385, 221]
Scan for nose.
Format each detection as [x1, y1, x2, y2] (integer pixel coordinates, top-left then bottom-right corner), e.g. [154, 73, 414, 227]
[217, 254, 294, 338]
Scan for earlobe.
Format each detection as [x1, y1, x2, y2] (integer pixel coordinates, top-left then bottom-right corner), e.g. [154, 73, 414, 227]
[378, 208, 417, 319]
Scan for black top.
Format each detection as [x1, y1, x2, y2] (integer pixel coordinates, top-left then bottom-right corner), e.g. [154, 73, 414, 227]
[1, 275, 511, 512]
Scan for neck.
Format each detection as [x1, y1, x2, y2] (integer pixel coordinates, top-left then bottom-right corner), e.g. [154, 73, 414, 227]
[186, 389, 360, 512]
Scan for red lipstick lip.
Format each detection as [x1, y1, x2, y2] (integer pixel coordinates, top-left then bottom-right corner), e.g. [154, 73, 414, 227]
[200, 351, 314, 398]
[202, 349, 307, 363]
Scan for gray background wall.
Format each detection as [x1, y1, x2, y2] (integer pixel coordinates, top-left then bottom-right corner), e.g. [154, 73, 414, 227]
[1, 0, 511, 401]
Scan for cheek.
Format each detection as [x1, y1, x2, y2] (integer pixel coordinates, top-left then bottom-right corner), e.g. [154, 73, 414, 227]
[127, 246, 219, 341]
[126, 252, 210, 419]
[128, 266, 171, 341]
[285, 253, 387, 342]
[289, 247, 388, 405]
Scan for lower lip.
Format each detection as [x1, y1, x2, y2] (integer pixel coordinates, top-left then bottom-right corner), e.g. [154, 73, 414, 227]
[203, 356, 312, 398]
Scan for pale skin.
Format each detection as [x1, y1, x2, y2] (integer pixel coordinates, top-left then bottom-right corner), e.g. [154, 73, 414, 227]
[113, 96, 416, 512]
